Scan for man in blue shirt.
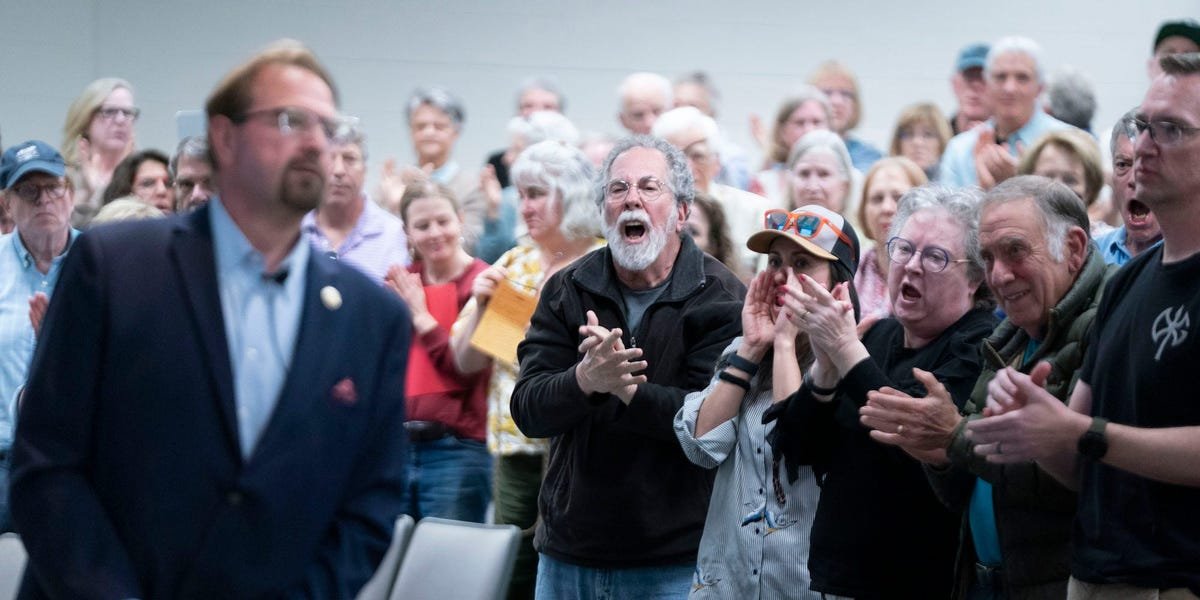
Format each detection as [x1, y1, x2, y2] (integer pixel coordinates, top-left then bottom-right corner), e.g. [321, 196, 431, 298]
[940, 36, 1075, 188]
[0, 140, 78, 533]
[1094, 111, 1162, 265]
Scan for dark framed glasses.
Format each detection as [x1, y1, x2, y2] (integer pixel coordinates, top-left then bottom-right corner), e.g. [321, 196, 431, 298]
[886, 236, 970, 272]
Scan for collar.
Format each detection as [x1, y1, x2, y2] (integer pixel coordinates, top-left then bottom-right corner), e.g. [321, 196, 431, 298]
[989, 110, 1055, 148]
[430, 161, 460, 184]
[210, 196, 311, 280]
[10, 228, 79, 270]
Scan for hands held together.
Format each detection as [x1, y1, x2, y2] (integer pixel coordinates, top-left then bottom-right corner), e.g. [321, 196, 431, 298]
[575, 310, 646, 405]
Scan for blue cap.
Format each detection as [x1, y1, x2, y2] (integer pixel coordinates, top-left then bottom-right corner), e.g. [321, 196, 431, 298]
[956, 43, 990, 73]
[1, 140, 67, 189]
[1154, 20, 1200, 52]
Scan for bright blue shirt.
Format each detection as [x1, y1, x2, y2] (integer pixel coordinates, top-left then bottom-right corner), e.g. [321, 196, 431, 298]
[1093, 226, 1162, 266]
[845, 136, 883, 172]
[210, 198, 310, 458]
[0, 229, 78, 450]
[939, 112, 1075, 188]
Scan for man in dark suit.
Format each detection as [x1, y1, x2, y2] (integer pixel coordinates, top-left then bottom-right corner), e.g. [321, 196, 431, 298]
[10, 40, 411, 598]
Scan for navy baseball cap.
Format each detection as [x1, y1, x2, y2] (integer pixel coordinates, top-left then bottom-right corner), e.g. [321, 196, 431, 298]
[1, 140, 67, 189]
[1154, 20, 1200, 52]
[956, 43, 990, 72]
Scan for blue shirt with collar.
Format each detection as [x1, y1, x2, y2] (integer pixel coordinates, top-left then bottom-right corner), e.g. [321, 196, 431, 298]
[0, 229, 79, 450]
[1093, 226, 1163, 266]
[938, 111, 1075, 188]
[210, 198, 311, 458]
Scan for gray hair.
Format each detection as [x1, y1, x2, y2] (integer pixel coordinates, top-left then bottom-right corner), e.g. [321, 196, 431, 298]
[169, 136, 210, 178]
[987, 36, 1045, 84]
[980, 175, 1090, 262]
[333, 121, 368, 160]
[674, 71, 720, 114]
[406, 86, 465, 130]
[595, 135, 694, 207]
[889, 184, 988, 292]
[515, 76, 565, 113]
[1160, 51, 1200, 75]
[651, 106, 721, 149]
[1109, 108, 1139, 157]
[511, 140, 599, 241]
[524, 111, 579, 146]
[1045, 67, 1096, 131]
[787, 129, 852, 180]
[617, 72, 673, 106]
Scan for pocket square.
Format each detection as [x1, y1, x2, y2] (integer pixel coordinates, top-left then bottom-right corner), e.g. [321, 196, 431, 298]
[331, 377, 358, 406]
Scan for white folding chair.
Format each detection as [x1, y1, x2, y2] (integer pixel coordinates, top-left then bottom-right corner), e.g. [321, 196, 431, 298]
[0, 533, 27, 600]
[356, 514, 415, 600]
[388, 517, 520, 600]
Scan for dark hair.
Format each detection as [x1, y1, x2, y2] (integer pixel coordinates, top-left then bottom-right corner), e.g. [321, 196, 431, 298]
[689, 193, 737, 271]
[102, 149, 170, 204]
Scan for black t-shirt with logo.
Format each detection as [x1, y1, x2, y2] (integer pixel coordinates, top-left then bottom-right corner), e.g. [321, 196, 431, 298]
[1075, 245, 1200, 590]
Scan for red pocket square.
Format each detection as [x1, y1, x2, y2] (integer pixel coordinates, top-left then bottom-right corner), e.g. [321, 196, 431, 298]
[331, 377, 358, 406]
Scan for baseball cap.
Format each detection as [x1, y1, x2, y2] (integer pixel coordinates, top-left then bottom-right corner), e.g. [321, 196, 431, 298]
[956, 43, 990, 73]
[1153, 20, 1200, 52]
[747, 204, 860, 276]
[0, 140, 67, 189]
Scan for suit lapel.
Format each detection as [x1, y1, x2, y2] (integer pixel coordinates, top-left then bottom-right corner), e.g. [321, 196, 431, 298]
[169, 206, 242, 459]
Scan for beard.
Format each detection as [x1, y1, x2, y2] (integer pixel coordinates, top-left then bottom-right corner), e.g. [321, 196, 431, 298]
[280, 158, 326, 212]
[605, 207, 677, 272]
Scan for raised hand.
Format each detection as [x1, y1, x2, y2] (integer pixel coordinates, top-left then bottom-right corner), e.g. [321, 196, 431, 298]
[861, 368, 962, 465]
[740, 271, 776, 360]
[29, 292, 49, 336]
[471, 265, 509, 308]
[967, 362, 1084, 463]
[385, 265, 437, 334]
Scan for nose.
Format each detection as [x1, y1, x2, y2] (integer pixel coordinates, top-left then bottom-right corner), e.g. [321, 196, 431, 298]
[1134, 126, 1157, 160]
[190, 182, 212, 203]
[901, 250, 924, 273]
[988, 259, 1014, 287]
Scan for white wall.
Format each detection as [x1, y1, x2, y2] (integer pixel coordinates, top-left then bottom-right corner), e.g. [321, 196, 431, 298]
[2, 0, 1194, 190]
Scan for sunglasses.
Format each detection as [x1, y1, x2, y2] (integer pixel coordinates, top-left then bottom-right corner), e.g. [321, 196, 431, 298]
[763, 209, 851, 246]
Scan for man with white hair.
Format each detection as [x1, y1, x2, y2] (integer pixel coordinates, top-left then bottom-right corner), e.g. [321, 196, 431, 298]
[939, 36, 1075, 188]
[512, 136, 744, 599]
[653, 106, 769, 272]
[617, 72, 672, 136]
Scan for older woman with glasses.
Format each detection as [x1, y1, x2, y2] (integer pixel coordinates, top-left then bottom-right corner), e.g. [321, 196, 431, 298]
[675, 205, 859, 599]
[764, 185, 997, 599]
[61, 78, 139, 227]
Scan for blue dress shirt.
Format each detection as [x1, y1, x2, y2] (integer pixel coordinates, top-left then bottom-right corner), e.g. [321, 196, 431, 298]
[210, 198, 310, 458]
[939, 112, 1075, 188]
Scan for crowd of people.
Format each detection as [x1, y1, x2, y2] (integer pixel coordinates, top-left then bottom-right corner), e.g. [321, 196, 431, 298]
[0, 17, 1197, 600]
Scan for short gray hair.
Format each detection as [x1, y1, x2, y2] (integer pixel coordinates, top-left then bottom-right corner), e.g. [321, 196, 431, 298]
[516, 76, 565, 113]
[169, 136, 210, 178]
[406, 86, 465, 130]
[786, 130, 854, 210]
[980, 175, 1090, 262]
[595, 135, 694, 208]
[1109, 108, 1139, 157]
[889, 184, 989, 297]
[333, 121, 368, 160]
[987, 36, 1045, 84]
[651, 106, 721, 149]
[511, 140, 599, 241]
[1045, 66, 1096, 130]
[617, 72, 673, 107]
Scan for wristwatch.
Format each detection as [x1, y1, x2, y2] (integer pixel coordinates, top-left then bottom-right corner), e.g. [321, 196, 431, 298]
[1077, 416, 1109, 461]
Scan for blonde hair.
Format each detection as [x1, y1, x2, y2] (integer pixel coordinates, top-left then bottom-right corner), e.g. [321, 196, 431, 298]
[61, 78, 134, 166]
[856, 157, 928, 242]
[808, 60, 862, 131]
[1017, 129, 1104, 207]
[888, 102, 953, 158]
[91, 197, 165, 224]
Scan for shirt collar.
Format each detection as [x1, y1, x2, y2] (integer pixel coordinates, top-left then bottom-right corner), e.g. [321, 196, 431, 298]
[210, 196, 311, 281]
[10, 228, 79, 270]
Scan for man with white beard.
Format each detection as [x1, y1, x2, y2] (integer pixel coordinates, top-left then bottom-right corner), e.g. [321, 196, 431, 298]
[511, 136, 745, 599]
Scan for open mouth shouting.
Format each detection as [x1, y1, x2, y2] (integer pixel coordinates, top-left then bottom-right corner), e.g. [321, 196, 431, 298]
[618, 211, 650, 244]
[1125, 199, 1152, 228]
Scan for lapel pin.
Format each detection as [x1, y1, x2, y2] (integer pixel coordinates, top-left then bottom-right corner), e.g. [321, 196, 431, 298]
[321, 286, 342, 311]
[331, 377, 358, 406]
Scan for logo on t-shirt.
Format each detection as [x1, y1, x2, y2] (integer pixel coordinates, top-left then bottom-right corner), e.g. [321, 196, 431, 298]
[1152, 305, 1190, 361]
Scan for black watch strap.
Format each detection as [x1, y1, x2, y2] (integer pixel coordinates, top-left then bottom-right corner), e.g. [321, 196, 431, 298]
[725, 353, 760, 377]
[1077, 416, 1109, 460]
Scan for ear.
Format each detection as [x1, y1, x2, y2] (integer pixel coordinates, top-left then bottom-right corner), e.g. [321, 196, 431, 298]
[676, 202, 689, 232]
[207, 115, 236, 172]
[1065, 226, 1089, 273]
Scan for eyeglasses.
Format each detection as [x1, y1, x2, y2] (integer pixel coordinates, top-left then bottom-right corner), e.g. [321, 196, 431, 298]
[96, 106, 141, 122]
[10, 181, 68, 203]
[604, 176, 671, 203]
[1132, 118, 1200, 146]
[174, 177, 213, 195]
[899, 128, 939, 141]
[764, 209, 852, 246]
[887, 236, 970, 272]
[232, 107, 357, 143]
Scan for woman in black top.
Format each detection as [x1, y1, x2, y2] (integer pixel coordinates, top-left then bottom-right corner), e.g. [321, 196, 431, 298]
[766, 184, 998, 599]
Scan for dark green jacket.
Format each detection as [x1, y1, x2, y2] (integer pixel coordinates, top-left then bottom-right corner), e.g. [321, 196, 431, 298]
[927, 250, 1115, 599]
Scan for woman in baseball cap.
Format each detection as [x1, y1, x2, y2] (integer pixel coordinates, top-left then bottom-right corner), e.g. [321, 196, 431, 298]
[673, 204, 859, 599]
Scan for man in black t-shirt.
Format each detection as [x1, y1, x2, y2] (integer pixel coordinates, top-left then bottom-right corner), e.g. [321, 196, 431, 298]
[966, 52, 1200, 598]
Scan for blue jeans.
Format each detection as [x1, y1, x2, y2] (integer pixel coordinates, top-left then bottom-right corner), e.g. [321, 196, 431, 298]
[535, 553, 692, 600]
[400, 436, 492, 523]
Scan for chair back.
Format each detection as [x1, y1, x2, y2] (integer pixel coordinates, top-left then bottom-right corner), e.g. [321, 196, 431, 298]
[388, 517, 520, 600]
[355, 514, 415, 600]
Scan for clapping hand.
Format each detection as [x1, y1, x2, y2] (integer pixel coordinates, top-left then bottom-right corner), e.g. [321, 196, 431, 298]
[861, 368, 962, 465]
[385, 265, 437, 334]
[740, 270, 776, 361]
[575, 310, 647, 405]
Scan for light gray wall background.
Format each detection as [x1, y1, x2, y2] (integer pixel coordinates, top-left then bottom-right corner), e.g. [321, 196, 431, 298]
[2, 1, 1194, 191]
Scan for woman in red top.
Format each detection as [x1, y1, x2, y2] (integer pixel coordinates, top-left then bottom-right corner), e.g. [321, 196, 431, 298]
[386, 179, 491, 522]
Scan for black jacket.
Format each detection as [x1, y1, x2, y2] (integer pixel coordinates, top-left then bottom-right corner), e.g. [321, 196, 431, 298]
[511, 235, 744, 567]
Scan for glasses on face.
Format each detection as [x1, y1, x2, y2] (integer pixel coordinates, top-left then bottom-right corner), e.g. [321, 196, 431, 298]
[1132, 118, 1200, 146]
[887, 236, 970, 272]
[233, 107, 357, 143]
[899, 128, 938, 141]
[10, 181, 68, 203]
[96, 106, 141, 122]
[174, 177, 212, 195]
[764, 209, 852, 245]
[604, 176, 671, 203]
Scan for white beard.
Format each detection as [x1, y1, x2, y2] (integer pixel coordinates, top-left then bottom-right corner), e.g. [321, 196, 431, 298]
[605, 208, 677, 272]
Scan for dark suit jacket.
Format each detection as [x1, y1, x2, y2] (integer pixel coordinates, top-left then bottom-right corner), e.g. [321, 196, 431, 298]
[10, 205, 411, 599]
